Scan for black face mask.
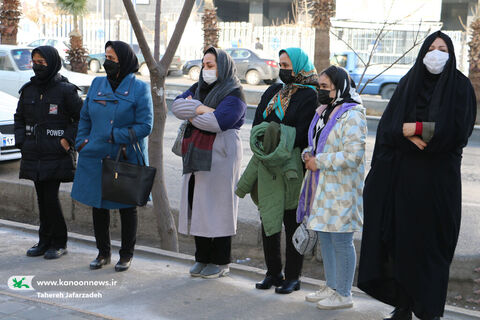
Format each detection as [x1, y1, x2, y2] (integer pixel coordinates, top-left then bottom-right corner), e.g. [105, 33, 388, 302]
[32, 64, 49, 80]
[103, 59, 120, 80]
[279, 69, 295, 84]
[318, 89, 334, 105]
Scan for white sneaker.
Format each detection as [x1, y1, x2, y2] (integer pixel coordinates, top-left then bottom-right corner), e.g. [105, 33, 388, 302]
[305, 285, 336, 302]
[317, 292, 353, 310]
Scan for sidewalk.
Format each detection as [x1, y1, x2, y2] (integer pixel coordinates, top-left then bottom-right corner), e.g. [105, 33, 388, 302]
[1, 221, 480, 320]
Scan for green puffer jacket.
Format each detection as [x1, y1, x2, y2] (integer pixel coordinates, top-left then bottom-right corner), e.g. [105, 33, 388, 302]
[235, 121, 304, 236]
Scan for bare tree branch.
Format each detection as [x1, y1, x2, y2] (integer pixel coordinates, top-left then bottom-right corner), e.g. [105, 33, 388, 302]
[122, 0, 159, 73]
[329, 29, 367, 66]
[153, 0, 161, 62]
[358, 22, 430, 94]
[160, 0, 195, 71]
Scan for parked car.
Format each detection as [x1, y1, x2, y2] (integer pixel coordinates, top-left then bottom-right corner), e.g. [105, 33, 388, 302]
[87, 44, 183, 77]
[26, 38, 70, 61]
[182, 48, 279, 85]
[0, 91, 21, 161]
[331, 51, 411, 99]
[0, 45, 94, 98]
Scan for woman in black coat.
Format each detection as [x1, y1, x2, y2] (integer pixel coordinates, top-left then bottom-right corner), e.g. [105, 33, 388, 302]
[357, 31, 477, 320]
[253, 47, 318, 294]
[14, 46, 82, 259]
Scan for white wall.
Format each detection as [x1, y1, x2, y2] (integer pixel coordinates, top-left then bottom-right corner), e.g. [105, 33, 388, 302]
[335, 0, 442, 23]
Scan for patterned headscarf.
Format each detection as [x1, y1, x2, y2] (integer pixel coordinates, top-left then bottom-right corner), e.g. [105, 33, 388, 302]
[263, 47, 319, 120]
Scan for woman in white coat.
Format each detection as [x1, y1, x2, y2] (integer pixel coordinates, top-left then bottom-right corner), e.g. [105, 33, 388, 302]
[171, 47, 247, 278]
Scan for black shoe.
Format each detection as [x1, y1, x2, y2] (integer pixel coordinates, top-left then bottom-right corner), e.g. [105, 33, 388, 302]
[115, 257, 132, 272]
[26, 243, 48, 257]
[275, 279, 301, 294]
[90, 255, 111, 270]
[255, 274, 284, 289]
[384, 307, 412, 320]
[44, 248, 67, 260]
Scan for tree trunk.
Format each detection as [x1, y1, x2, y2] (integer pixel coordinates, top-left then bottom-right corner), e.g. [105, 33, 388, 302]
[122, 0, 195, 251]
[0, 0, 21, 45]
[314, 27, 330, 73]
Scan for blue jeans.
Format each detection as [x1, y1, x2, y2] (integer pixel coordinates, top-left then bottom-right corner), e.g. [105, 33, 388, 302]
[317, 231, 356, 297]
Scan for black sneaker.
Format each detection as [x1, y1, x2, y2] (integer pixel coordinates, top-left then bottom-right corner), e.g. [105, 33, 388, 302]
[44, 248, 67, 260]
[26, 243, 49, 257]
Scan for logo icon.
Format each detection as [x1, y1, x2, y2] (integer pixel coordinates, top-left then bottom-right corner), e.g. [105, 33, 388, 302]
[8, 276, 35, 291]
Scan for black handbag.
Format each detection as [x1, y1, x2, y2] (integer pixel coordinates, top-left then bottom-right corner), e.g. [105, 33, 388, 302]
[101, 129, 156, 207]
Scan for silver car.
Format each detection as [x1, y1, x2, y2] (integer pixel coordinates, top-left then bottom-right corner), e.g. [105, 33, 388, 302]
[0, 44, 94, 98]
[0, 91, 20, 161]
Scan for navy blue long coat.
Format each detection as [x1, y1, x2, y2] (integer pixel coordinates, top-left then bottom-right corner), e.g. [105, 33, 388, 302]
[71, 73, 153, 209]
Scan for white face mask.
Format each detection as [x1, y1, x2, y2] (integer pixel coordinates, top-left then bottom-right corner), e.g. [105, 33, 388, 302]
[202, 69, 217, 85]
[423, 49, 449, 74]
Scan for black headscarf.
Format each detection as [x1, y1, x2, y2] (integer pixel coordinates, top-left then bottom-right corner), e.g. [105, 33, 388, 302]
[105, 41, 139, 91]
[320, 65, 362, 123]
[373, 30, 476, 157]
[194, 47, 245, 109]
[31, 46, 62, 86]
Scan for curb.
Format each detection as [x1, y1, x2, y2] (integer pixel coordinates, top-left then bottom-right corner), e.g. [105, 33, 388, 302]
[1, 218, 480, 320]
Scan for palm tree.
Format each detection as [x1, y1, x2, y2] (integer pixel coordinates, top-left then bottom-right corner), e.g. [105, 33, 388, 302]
[202, 0, 220, 51]
[469, 2, 480, 123]
[0, 0, 21, 45]
[311, 0, 335, 73]
[55, 0, 88, 73]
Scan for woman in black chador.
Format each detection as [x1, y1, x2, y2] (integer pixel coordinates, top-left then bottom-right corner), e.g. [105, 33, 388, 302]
[357, 31, 477, 320]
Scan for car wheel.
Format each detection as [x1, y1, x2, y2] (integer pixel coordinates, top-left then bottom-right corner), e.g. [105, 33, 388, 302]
[380, 84, 397, 100]
[139, 63, 150, 77]
[246, 70, 261, 85]
[188, 66, 200, 81]
[89, 59, 101, 73]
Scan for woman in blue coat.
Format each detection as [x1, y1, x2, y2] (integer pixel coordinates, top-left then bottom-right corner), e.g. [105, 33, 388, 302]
[71, 41, 153, 272]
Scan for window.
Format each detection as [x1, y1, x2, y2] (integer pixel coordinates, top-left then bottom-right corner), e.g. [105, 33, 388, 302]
[11, 49, 32, 70]
[28, 39, 44, 47]
[238, 49, 251, 59]
[228, 50, 239, 59]
[46, 39, 57, 46]
[331, 54, 348, 68]
[0, 51, 14, 71]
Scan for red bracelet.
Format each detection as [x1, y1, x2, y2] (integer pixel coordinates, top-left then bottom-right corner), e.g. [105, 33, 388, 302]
[415, 122, 423, 136]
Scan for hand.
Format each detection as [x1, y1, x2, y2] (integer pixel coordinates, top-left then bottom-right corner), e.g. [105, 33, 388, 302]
[195, 105, 215, 115]
[186, 95, 192, 100]
[77, 139, 88, 152]
[304, 154, 318, 172]
[60, 138, 70, 152]
[403, 123, 416, 137]
[407, 136, 427, 150]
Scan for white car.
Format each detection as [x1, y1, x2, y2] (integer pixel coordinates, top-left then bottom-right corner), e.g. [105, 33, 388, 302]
[0, 45, 94, 98]
[0, 91, 21, 161]
[26, 38, 70, 61]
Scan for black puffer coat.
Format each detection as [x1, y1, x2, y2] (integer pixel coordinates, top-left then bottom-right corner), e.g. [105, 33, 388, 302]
[14, 47, 83, 182]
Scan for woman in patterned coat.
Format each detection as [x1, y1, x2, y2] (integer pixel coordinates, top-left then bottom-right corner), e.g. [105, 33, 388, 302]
[298, 66, 367, 310]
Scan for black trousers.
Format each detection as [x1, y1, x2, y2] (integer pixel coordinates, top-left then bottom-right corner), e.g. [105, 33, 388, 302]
[34, 180, 67, 249]
[261, 209, 304, 280]
[194, 236, 232, 265]
[92, 207, 137, 259]
[189, 174, 232, 265]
